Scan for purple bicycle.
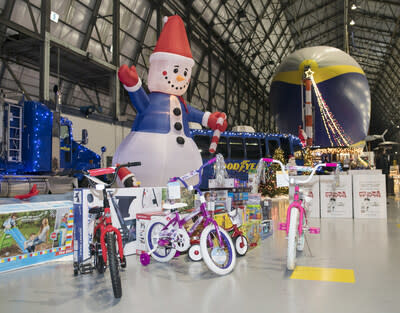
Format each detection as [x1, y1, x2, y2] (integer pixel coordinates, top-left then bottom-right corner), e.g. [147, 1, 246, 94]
[139, 157, 236, 275]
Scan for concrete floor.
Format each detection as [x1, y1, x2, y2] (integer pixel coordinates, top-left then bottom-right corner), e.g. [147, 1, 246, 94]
[1, 198, 399, 313]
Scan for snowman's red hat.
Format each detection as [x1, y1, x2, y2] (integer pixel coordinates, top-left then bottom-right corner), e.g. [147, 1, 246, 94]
[149, 15, 194, 66]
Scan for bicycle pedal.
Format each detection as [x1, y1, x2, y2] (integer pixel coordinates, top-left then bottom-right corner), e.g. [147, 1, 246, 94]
[308, 227, 320, 234]
[279, 223, 287, 231]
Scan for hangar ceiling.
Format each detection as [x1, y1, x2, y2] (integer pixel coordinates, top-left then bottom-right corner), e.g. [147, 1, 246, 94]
[0, 0, 398, 141]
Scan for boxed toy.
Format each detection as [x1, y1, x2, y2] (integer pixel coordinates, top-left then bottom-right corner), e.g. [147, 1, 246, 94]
[0, 200, 73, 273]
[136, 211, 167, 254]
[246, 204, 262, 220]
[260, 219, 273, 239]
[73, 187, 165, 264]
[208, 178, 235, 188]
[214, 212, 234, 230]
[241, 220, 261, 247]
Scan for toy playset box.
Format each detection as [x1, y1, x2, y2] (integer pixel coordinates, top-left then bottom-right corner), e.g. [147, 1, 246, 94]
[0, 200, 73, 273]
[73, 187, 165, 264]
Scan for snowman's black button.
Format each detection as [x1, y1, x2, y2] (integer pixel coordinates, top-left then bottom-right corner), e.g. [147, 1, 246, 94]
[177, 137, 185, 145]
[173, 108, 181, 116]
[174, 122, 182, 131]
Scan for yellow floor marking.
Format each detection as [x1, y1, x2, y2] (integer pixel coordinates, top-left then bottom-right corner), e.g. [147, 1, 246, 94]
[397, 224, 400, 228]
[290, 266, 355, 283]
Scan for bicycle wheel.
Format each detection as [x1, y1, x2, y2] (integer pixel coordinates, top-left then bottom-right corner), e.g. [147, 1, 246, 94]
[287, 208, 299, 270]
[106, 232, 122, 298]
[234, 235, 248, 256]
[94, 230, 106, 273]
[146, 217, 176, 263]
[200, 225, 236, 275]
[95, 245, 106, 273]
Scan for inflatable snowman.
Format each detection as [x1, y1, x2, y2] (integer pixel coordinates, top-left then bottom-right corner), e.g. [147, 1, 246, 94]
[113, 15, 227, 186]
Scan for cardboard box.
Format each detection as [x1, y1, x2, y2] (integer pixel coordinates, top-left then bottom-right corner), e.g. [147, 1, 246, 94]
[246, 204, 262, 220]
[353, 174, 387, 218]
[320, 175, 353, 218]
[0, 200, 73, 273]
[136, 211, 166, 254]
[208, 178, 235, 188]
[260, 219, 273, 239]
[73, 187, 165, 264]
[240, 220, 261, 247]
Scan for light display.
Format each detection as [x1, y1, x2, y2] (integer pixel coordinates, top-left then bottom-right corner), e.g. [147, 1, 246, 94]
[308, 71, 352, 147]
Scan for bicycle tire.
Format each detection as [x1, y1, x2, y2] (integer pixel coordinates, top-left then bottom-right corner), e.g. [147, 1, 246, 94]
[287, 208, 299, 270]
[96, 251, 106, 273]
[106, 232, 122, 298]
[188, 244, 202, 262]
[146, 217, 176, 263]
[200, 225, 236, 275]
[234, 235, 248, 256]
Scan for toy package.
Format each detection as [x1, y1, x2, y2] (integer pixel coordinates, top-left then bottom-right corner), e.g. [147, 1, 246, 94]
[0, 201, 73, 273]
[260, 220, 273, 239]
[73, 187, 165, 264]
[241, 220, 261, 247]
[246, 204, 262, 220]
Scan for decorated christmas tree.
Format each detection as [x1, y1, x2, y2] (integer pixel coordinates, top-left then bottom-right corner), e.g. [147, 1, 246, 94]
[258, 147, 288, 197]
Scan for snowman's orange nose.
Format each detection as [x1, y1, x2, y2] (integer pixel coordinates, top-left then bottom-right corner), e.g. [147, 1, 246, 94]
[176, 75, 185, 82]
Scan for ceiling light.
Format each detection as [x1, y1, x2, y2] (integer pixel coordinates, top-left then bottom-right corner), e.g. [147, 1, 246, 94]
[349, 19, 355, 25]
[351, 4, 357, 10]
[50, 11, 59, 23]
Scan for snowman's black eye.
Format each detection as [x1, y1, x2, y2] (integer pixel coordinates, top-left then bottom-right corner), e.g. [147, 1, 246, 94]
[173, 68, 179, 74]
[184, 71, 187, 76]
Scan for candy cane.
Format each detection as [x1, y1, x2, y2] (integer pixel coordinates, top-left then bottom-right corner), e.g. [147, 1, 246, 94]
[209, 114, 226, 154]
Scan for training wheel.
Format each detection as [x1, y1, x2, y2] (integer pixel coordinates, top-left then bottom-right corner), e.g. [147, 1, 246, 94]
[140, 252, 151, 266]
[188, 244, 202, 262]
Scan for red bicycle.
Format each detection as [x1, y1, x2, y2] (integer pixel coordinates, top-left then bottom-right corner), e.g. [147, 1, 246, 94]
[73, 162, 140, 298]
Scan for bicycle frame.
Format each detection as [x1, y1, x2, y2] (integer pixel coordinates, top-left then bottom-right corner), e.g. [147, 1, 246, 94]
[283, 185, 307, 237]
[165, 157, 225, 248]
[93, 204, 124, 264]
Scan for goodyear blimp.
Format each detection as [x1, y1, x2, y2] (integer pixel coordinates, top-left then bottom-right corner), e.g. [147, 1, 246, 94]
[270, 46, 370, 147]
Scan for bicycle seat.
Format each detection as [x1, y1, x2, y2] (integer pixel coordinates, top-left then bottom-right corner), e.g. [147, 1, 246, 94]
[163, 202, 188, 210]
[88, 206, 103, 215]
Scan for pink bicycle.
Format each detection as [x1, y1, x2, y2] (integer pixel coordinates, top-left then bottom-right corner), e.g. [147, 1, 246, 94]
[257, 158, 337, 270]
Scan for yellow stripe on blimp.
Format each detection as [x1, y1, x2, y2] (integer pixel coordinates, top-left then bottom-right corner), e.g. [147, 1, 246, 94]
[273, 65, 365, 85]
[290, 266, 355, 283]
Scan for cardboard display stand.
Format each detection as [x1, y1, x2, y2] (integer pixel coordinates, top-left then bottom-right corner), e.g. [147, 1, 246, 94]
[320, 175, 353, 218]
[353, 174, 387, 218]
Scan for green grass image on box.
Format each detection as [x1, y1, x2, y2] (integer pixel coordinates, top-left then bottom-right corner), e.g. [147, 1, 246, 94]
[0, 210, 56, 255]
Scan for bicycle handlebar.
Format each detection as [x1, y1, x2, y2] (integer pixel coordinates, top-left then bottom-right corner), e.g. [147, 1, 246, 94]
[85, 162, 141, 188]
[169, 157, 217, 191]
[259, 158, 338, 185]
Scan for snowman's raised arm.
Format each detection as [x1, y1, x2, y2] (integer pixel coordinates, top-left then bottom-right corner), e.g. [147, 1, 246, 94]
[187, 105, 228, 132]
[118, 64, 150, 113]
